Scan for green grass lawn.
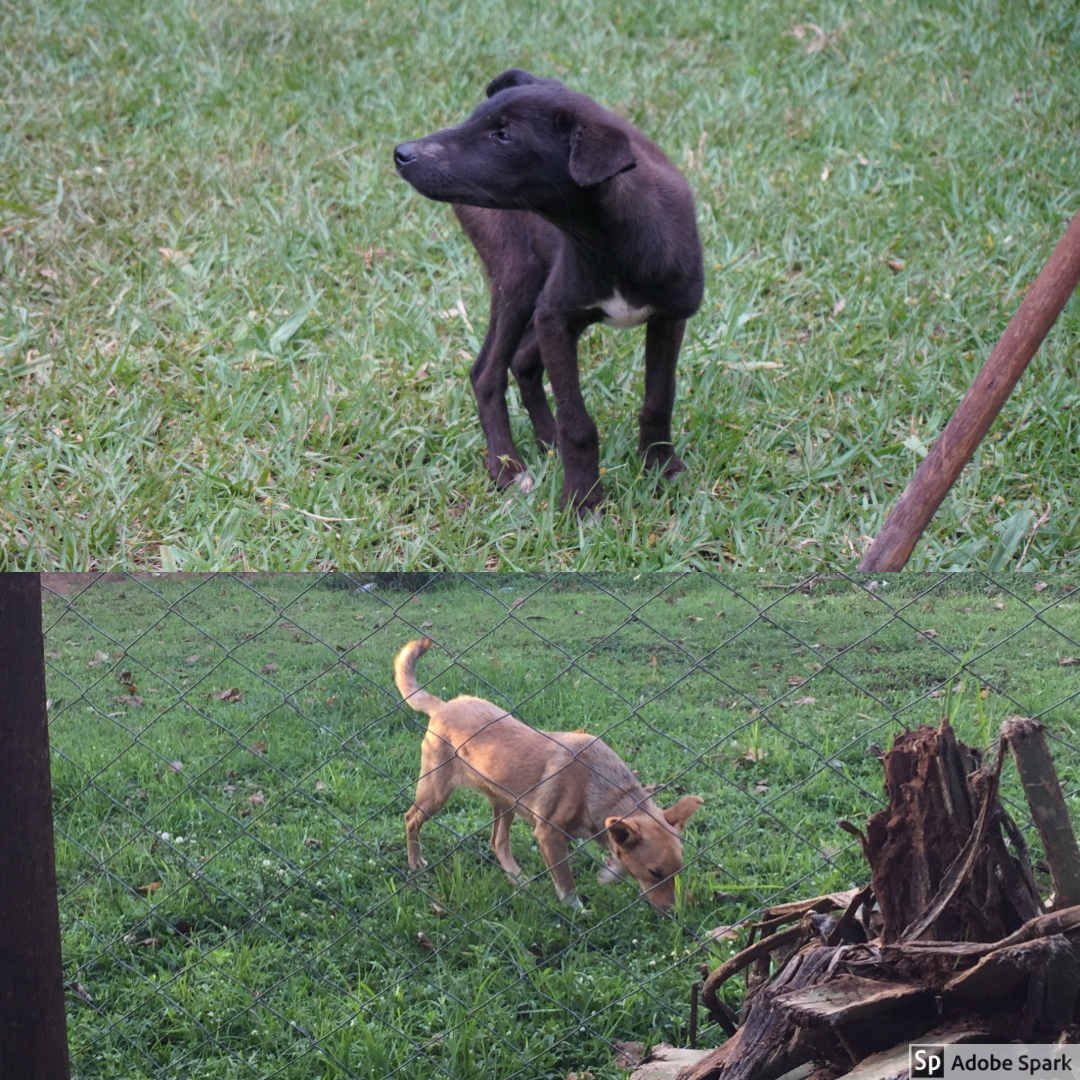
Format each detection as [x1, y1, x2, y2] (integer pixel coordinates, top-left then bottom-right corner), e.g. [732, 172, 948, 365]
[46, 571, 1080, 1078]
[3, 0, 1079, 569]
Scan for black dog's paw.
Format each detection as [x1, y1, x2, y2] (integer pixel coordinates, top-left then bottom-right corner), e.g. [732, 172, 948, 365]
[560, 477, 605, 516]
[489, 453, 532, 491]
[642, 445, 687, 481]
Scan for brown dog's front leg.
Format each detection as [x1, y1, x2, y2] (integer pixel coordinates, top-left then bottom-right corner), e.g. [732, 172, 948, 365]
[533, 821, 582, 906]
[535, 309, 603, 512]
[404, 803, 430, 870]
[489, 801, 523, 882]
[639, 318, 688, 480]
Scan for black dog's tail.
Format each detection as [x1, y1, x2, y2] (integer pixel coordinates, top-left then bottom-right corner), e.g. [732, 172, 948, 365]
[394, 639, 443, 715]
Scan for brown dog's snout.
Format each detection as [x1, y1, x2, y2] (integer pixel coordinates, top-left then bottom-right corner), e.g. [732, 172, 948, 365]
[641, 875, 678, 911]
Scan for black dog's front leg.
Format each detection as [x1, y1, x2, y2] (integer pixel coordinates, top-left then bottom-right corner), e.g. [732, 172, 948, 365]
[639, 318, 688, 480]
[535, 309, 603, 512]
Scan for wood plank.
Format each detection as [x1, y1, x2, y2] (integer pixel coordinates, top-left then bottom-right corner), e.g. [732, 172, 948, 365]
[773, 976, 927, 1025]
[627, 1045, 711, 1080]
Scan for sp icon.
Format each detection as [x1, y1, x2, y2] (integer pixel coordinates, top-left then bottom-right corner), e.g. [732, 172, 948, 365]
[911, 1046, 946, 1079]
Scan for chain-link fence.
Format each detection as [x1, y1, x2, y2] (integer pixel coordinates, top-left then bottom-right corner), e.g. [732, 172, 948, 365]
[44, 571, 1080, 1080]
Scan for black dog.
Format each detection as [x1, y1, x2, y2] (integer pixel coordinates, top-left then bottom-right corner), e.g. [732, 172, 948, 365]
[394, 69, 704, 512]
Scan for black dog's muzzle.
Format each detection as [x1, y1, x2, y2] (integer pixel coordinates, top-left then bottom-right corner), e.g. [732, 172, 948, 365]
[393, 143, 417, 170]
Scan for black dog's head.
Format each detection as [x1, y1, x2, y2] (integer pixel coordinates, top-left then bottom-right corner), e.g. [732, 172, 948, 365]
[394, 69, 637, 212]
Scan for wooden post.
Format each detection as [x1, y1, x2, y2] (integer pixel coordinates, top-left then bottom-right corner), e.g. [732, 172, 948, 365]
[858, 206, 1080, 571]
[1003, 716, 1080, 910]
[0, 574, 71, 1080]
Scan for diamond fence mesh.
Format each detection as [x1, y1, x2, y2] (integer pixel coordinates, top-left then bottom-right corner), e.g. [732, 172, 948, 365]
[43, 571, 1080, 1080]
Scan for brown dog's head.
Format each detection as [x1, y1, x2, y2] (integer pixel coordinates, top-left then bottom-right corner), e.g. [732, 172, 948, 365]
[603, 795, 703, 911]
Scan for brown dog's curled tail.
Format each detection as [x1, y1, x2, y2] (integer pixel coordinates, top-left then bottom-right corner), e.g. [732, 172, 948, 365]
[394, 638, 443, 715]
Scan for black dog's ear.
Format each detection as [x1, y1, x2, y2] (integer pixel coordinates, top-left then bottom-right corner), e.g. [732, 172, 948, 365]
[486, 69, 537, 97]
[568, 119, 636, 186]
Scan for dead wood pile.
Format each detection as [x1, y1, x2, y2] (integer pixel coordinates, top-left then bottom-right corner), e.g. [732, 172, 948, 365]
[681, 717, 1080, 1080]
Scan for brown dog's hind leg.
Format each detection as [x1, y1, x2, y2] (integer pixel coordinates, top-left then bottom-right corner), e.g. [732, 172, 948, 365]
[405, 753, 456, 870]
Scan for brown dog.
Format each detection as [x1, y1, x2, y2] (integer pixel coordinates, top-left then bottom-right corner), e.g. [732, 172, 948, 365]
[396, 638, 703, 910]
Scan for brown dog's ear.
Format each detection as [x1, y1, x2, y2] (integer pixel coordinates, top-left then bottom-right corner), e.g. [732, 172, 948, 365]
[605, 816, 642, 848]
[568, 119, 636, 186]
[663, 795, 704, 833]
[486, 69, 538, 97]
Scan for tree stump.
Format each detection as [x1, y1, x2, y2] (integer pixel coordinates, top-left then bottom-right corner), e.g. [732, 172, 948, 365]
[686, 719, 1080, 1080]
[864, 719, 1040, 944]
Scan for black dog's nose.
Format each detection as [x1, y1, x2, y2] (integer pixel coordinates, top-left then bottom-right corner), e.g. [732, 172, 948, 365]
[394, 143, 416, 169]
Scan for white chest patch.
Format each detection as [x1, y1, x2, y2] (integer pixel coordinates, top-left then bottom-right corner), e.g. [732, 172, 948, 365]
[598, 290, 652, 329]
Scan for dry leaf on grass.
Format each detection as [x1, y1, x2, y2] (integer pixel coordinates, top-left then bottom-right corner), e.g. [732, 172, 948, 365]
[612, 1041, 645, 1069]
[709, 925, 741, 940]
[791, 21, 850, 59]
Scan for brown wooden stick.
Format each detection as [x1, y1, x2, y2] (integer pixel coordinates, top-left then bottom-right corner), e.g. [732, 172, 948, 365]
[700, 921, 805, 1026]
[858, 206, 1080, 571]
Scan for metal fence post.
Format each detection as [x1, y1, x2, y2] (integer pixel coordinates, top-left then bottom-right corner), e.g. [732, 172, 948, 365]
[0, 574, 70, 1080]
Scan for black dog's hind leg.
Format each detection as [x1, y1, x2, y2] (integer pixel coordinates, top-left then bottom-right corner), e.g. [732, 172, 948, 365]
[639, 317, 688, 480]
[509, 320, 557, 449]
[469, 301, 536, 489]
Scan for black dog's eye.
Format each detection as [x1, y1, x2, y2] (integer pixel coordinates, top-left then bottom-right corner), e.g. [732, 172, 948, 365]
[491, 129, 510, 143]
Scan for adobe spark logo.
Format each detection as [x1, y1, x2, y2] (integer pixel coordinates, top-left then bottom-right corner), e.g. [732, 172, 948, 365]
[911, 1046, 947, 1080]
